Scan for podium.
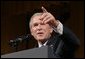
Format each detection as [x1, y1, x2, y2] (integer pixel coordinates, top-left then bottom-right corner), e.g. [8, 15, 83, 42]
[1, 46, 56, 58]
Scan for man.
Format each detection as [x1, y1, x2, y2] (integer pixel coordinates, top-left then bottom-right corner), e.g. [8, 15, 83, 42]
[29, 6, 80, 58]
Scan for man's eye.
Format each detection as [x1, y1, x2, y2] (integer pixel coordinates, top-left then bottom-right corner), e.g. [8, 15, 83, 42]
[34, 23, 38, 26]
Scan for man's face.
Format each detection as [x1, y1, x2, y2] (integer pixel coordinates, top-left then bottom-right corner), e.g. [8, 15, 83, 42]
[30, 15, 53, 42]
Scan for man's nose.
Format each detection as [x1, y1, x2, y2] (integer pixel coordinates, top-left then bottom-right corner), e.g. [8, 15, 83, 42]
[37, 24, 42, 30]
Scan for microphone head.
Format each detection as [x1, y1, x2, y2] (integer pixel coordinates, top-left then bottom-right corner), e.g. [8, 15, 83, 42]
[9, 34, 33, 47]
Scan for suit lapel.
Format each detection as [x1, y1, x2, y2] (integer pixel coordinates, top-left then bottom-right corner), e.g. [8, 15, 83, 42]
[46, 33, 61, 53]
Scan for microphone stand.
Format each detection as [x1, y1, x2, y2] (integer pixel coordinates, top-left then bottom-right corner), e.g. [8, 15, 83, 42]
[24, 34, 31, 49]
[25, 38, 28, 49]
[9, 39, 19, 52]
[13, 42, 18, 52]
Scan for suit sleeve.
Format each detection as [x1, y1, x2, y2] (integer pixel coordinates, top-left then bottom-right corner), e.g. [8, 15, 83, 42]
[53, 26, 80, 58]
[60, 26, 80, 49]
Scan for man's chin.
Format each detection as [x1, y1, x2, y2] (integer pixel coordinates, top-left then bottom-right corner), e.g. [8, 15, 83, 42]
[37, 37, 45, 40]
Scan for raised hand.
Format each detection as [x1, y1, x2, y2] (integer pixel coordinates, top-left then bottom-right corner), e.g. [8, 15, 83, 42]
[40, 6, 59, 27]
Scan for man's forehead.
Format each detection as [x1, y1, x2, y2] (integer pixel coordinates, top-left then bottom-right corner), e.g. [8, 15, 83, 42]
[29, 13, 42, 26]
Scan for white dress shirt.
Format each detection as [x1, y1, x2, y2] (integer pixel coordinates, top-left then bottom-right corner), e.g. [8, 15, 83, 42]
[38, 40, 48, 48]
[51, 20, 63, 35]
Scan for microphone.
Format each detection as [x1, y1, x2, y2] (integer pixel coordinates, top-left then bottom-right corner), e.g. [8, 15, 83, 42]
[10, 34, 30, 42]
[9, 34, 32, 46]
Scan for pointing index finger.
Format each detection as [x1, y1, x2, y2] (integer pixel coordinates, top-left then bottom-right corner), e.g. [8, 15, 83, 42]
[41, 6, 48, 13]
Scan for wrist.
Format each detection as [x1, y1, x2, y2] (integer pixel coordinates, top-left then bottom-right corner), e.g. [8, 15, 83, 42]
[54, 20, 59, 27]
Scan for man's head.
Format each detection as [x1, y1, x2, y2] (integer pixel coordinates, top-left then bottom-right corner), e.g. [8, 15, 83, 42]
[29, 13, 53, 43]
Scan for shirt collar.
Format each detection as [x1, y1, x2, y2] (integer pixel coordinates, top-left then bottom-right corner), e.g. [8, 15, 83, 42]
[38, 40, 48, 48]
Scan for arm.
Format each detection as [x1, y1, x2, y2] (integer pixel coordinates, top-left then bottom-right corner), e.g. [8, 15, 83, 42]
[53, 25, 80, 58]
[52, 21, 80, 49]
[60, 26, 80, 48]
[52, 21, 80, 48]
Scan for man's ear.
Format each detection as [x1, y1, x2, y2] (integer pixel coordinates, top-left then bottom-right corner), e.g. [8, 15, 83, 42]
[31, 32, 33, 36]
[30, 29, 33, 36]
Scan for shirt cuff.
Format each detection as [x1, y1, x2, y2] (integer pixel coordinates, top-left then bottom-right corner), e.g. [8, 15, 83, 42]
[52, 20, 63, 35]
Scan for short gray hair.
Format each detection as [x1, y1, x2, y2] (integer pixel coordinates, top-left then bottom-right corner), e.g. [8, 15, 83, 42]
[29, 13, 42, 28]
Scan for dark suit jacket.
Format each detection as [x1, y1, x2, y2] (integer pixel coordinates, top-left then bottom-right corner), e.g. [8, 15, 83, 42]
[34, 26, 80, 58]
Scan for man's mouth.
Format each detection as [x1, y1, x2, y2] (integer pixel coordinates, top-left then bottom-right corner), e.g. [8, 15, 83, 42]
[37, 32, 44, 35]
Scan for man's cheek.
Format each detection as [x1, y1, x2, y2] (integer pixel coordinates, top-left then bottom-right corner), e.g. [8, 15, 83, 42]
[31, 30, 35, 36]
